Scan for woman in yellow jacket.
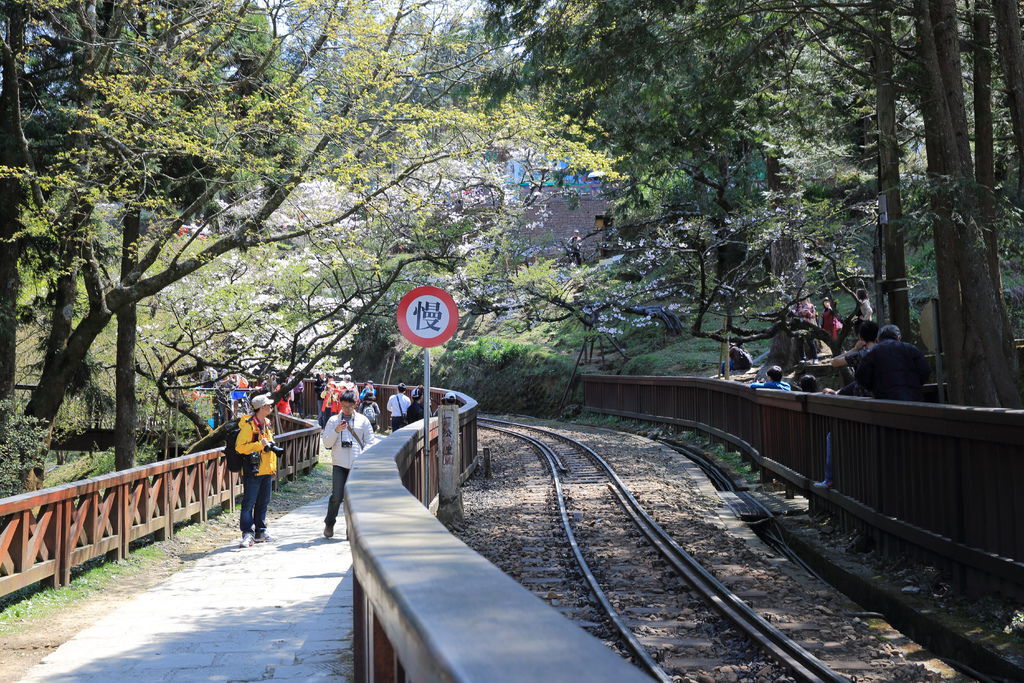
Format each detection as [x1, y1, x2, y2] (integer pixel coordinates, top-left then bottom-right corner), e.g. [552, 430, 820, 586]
[236, 394, 280, 547]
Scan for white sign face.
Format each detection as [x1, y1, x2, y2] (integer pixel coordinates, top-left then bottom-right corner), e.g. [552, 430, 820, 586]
[404, 295, 451, 340]
[397, 286, 459, 347]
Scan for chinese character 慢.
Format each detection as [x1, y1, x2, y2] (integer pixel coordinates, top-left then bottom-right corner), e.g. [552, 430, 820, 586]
[413, 300, 443, 332]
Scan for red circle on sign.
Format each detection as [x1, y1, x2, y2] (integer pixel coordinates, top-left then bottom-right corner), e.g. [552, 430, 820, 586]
[397, 286, 459, 347]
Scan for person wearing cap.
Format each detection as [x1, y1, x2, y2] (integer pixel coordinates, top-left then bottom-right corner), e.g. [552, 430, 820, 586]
[407, 387, 425, 423]
[322, 390, 376, 538]
[236, 394, 279, 547]
[359, 380, 376, 402]
[434, 391, 460, 416]
[387, 383, 411, 432]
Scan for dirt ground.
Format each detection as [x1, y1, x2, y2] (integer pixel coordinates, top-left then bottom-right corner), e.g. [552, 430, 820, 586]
[0, 464, 332, 683]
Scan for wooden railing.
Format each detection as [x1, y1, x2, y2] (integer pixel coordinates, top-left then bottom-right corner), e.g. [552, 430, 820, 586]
[583, 375, 1024, 599]
[0, 414, 321, 599]
[345, 388, 645, 682]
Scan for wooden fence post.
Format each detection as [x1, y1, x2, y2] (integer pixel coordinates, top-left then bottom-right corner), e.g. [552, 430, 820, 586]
[56, 499, 71, 587]
[44, 502, 61, 587]
[118, 482, 130, 559]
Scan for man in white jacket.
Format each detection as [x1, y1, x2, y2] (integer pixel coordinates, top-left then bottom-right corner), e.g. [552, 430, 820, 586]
[321, 390, 376, 538]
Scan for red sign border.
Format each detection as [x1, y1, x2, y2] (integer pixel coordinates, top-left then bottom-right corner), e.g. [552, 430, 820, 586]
[397, 286, 459, 347]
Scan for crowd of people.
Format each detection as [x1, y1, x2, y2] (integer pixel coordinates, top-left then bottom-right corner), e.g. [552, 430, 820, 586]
[231, 372, 454, 549]
[732, 289, 932, 403]
[205, 371, 304, 428]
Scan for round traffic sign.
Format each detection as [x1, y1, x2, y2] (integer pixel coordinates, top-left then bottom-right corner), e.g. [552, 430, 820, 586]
[397, 286, 459, 347]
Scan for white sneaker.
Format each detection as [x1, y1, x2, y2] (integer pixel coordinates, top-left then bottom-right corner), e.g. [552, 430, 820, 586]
[239, 533, 255, 548]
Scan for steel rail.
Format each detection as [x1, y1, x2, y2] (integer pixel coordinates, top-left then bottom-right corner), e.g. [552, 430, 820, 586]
[479, 422, 672, 683]
[661, 437, 831, 584]
[482, 418, 847, 683]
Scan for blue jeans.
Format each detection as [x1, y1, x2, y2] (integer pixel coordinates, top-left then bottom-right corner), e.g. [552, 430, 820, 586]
[318, 408, 334, 428]
[240, 472, 273, 535]
[324, 465, 351, 528]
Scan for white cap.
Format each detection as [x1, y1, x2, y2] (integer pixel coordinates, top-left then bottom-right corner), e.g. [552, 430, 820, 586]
[251, 394, 274, 409]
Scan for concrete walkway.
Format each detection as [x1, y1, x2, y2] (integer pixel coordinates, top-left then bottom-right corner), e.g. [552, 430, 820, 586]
[22, 497, 354, 682]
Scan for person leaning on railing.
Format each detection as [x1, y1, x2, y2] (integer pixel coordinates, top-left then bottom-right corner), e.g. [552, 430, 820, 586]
[236, 395, 284, 548]
[750, 365, 791, 391]
[855, 324, 930, 402]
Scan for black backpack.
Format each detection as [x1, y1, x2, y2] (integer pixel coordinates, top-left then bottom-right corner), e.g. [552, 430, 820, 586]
[223, 419, 244, 472]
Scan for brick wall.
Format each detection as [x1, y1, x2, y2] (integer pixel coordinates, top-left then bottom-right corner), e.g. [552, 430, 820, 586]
[520, 188, 610, 258]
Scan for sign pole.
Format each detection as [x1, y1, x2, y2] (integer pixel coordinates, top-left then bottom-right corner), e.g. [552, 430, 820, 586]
[395, 285, 459, 510]
[423, 347, 431, 506]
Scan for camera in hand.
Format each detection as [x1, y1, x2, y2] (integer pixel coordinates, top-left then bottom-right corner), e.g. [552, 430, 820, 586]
[268, 443, 286, 456]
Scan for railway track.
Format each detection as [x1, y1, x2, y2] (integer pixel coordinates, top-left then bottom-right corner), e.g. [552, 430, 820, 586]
[479, 417, 846, 683]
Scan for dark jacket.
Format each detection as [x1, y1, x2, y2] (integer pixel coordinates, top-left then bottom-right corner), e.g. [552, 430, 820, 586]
[729, 346, 753, 371]
[407, 401, 424, 423]
[855, 339, 930, 401]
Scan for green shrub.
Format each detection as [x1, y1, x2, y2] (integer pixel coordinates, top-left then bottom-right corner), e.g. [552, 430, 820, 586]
[0, 401, 49, 497]
[448, 337, 529, 368]
[433, 339, 574, 417]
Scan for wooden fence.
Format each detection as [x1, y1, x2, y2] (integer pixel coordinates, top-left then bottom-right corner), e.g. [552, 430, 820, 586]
[583, 375, 1024, 599]
[0, 414, 320, 600]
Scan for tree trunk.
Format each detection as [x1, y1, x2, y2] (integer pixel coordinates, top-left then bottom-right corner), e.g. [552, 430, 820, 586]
[872, 8, 911, 336]
[914, 0, 1021, 407]
[114, 210, 140, 471]
[993, 0, 1024, 195]
[0, 10, 27, 402]
[972, 1, 999, 276]
[762, 155, 803, 372]
[26, 307, 113, 422]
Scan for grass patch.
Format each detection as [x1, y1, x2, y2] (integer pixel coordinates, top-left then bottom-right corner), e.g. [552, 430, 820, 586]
[573, 413, 637, 430]
[44, 445, 167, 489]
[689, 436, 760, 485]
[43, 450, 115, 488]
[0, 545, 166, 633]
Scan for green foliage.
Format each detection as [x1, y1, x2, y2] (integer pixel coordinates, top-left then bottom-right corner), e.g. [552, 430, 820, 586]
[0, 401, 48, 497]
[427, 338, 574, 416]
[1005, 610, 1024, 636]
[447, 337, 529, 368]
[621, 336, 724, 376]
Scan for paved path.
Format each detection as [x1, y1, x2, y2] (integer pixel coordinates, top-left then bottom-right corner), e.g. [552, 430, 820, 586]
[22, 497, 354, 682]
